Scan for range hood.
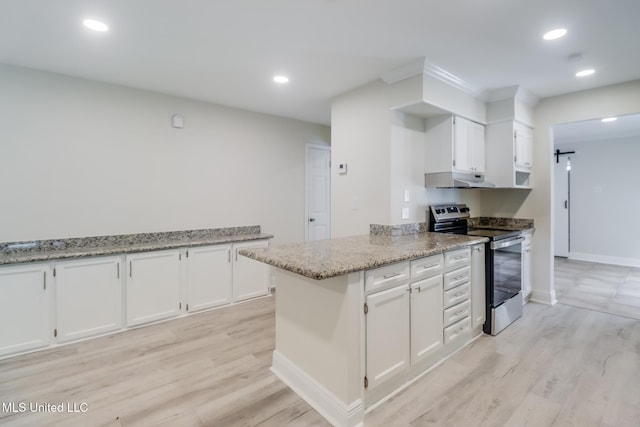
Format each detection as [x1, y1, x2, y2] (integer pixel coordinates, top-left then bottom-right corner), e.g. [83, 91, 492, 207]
[425, 172, 496, 188]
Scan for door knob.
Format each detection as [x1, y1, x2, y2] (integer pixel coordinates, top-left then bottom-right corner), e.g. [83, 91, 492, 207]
[309, 218, 316, 222]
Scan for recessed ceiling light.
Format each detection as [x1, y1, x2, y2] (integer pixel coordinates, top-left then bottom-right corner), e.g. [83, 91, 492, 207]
[83, 19, 109, 32]
[543, 28, 567, 40]
[273, 75, 289, 84]
[576, 69, 595, 77]
[601, 117, 618, 122]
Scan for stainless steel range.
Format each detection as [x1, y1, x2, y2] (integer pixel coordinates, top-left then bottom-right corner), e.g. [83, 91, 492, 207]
[429, 204, 524, 335]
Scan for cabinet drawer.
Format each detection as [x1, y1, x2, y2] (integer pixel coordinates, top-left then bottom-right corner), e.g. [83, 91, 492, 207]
[410, 254, 443, 281]
[444, 248, 470, 272]
[443, 300, 470, 327]
[443, 282, 470, 309]
[444, 317, 471, 345]
[443, 266, 470, 291]
[365, 262, 410, 294]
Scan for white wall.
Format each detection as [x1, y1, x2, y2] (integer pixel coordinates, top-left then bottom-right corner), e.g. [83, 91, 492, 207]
[0, 64, 330, 244]
[509, 79, 640, 304]
[558, 136, 640, 266]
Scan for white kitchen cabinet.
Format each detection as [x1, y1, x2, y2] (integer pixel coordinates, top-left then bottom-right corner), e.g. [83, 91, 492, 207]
[425, 115, 485, 175]
[470, 244, 486, 329]
[514, 122, 533, 170]
[55, 256, 122, 343]
[521, 230, 533, 304]
[485, 120, 533, 188]
[454, 116, 485, 174]
[126, 250, 181, 327]
[232, 240, 270, 302]
[0, 263, 50, 356]
[365, 284, 410, 389]
[186, 245, 232, 312]
[410, 275, 443, 365]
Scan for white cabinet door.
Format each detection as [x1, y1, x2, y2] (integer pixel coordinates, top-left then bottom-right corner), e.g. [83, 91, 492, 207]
[126, 250, 181, 327]
[453, 116, 472, 173]
[186, 245, 232, 312]
[514, 123, 533, 170]
[56, 256, 122, 343]
[453, 117, 485, 174]
[471, 244, 486, 329]
[410, 275, 443, 365]
[365, 284, 410, 389]
[233, 240, 270, 302]
[470, 121, 486, 173]
[521, 232, 532, 303]
[0, 264, 50, 356]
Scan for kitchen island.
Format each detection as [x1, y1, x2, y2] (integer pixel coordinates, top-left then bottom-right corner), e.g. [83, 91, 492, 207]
[240, 232, 488, 427]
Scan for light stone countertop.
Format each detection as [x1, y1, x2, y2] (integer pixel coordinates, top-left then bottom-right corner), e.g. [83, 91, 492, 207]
[0, 226, 272, 265]
[240, 232, 488, 280]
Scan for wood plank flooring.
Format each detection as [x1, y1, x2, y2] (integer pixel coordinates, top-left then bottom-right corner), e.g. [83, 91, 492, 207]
[2, 275, 640, 426]
[555, 257, 640, 320]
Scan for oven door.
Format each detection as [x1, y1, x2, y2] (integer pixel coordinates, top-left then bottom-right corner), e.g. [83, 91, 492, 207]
[491, 236, 524, 307]
[486, 235, 524, 335]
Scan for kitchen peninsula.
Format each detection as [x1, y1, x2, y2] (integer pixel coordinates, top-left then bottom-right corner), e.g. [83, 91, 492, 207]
[240, 231, 488, 427]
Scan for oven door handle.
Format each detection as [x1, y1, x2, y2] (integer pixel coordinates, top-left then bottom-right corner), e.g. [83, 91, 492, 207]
[490, 236, 525, 250]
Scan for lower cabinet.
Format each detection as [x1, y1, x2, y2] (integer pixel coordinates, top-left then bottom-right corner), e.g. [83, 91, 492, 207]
[365, 284, 410, 389]
[0, 238, 272, 359]
[471, 244, 486, 329]
[126, 250, 181, 327]
[232, 240, 270, 302]
[0, 264, 50, 356]
[521, 230, 533, 303]
[186, 245, 232, 313]
[55, 256, 122, 343]
[410, 275, 444, 364]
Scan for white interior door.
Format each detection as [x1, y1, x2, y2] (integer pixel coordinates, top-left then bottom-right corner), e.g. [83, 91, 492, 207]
[306, 144, 331, 241]
[554, 158, 570, 257]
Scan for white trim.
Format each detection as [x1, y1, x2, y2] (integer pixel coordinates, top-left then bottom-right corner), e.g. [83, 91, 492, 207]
[569, 252, 640, 268]
[530, 289, 557, 306]
[304, 143, 331, 242]
[379, 59, 424, 84]
[380, 59, 483, 97]
[422, 60, 484, 98]
[272, 350, 364, 427]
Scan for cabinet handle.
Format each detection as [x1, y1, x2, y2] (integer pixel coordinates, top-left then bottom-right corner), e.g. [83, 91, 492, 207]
[383, 272, 402, 280]
[228, 249, 231, 263]
[129, 261, 132, 278]
[421, 263, 438, 270]
[43, 271, 46, 290]
[117, 263, 120, 279]
[235, 249, 238, 262]
[475, 247, 482, 252]
[454, 274, 465, 280]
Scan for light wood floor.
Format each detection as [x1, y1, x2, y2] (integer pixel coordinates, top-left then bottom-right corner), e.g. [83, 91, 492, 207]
[2, 285, 640, 426]
[555, 257, 640, 320]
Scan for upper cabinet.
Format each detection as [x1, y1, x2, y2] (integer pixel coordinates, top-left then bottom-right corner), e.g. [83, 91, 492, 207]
[425, 115, 486, 175]
[485, 121, 533, 188]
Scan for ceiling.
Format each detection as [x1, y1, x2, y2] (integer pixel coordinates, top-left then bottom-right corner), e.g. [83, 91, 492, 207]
[554, 113, 640, 146]
[2, 0, 640, 125]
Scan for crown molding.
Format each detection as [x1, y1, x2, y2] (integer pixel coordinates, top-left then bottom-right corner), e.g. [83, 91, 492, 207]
[380, 58, 484, 98]
[381, 59, 541, 108]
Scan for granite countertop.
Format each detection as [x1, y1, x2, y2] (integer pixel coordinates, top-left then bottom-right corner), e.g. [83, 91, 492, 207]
[0, 226, 272, 265]
[240, 232, 488, 280]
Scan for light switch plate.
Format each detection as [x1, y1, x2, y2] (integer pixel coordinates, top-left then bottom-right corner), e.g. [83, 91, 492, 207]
[402, 207, 410, 219]
[339, 163, 348, 175]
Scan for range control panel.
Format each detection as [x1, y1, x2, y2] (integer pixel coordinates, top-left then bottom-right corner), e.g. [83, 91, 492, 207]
[429, 204, 470, 222]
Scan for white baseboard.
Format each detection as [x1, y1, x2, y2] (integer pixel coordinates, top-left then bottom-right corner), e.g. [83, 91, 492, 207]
[271, 350, 364, 427]
[530, 288, 557, 305]
[568, 252, 640, 268]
